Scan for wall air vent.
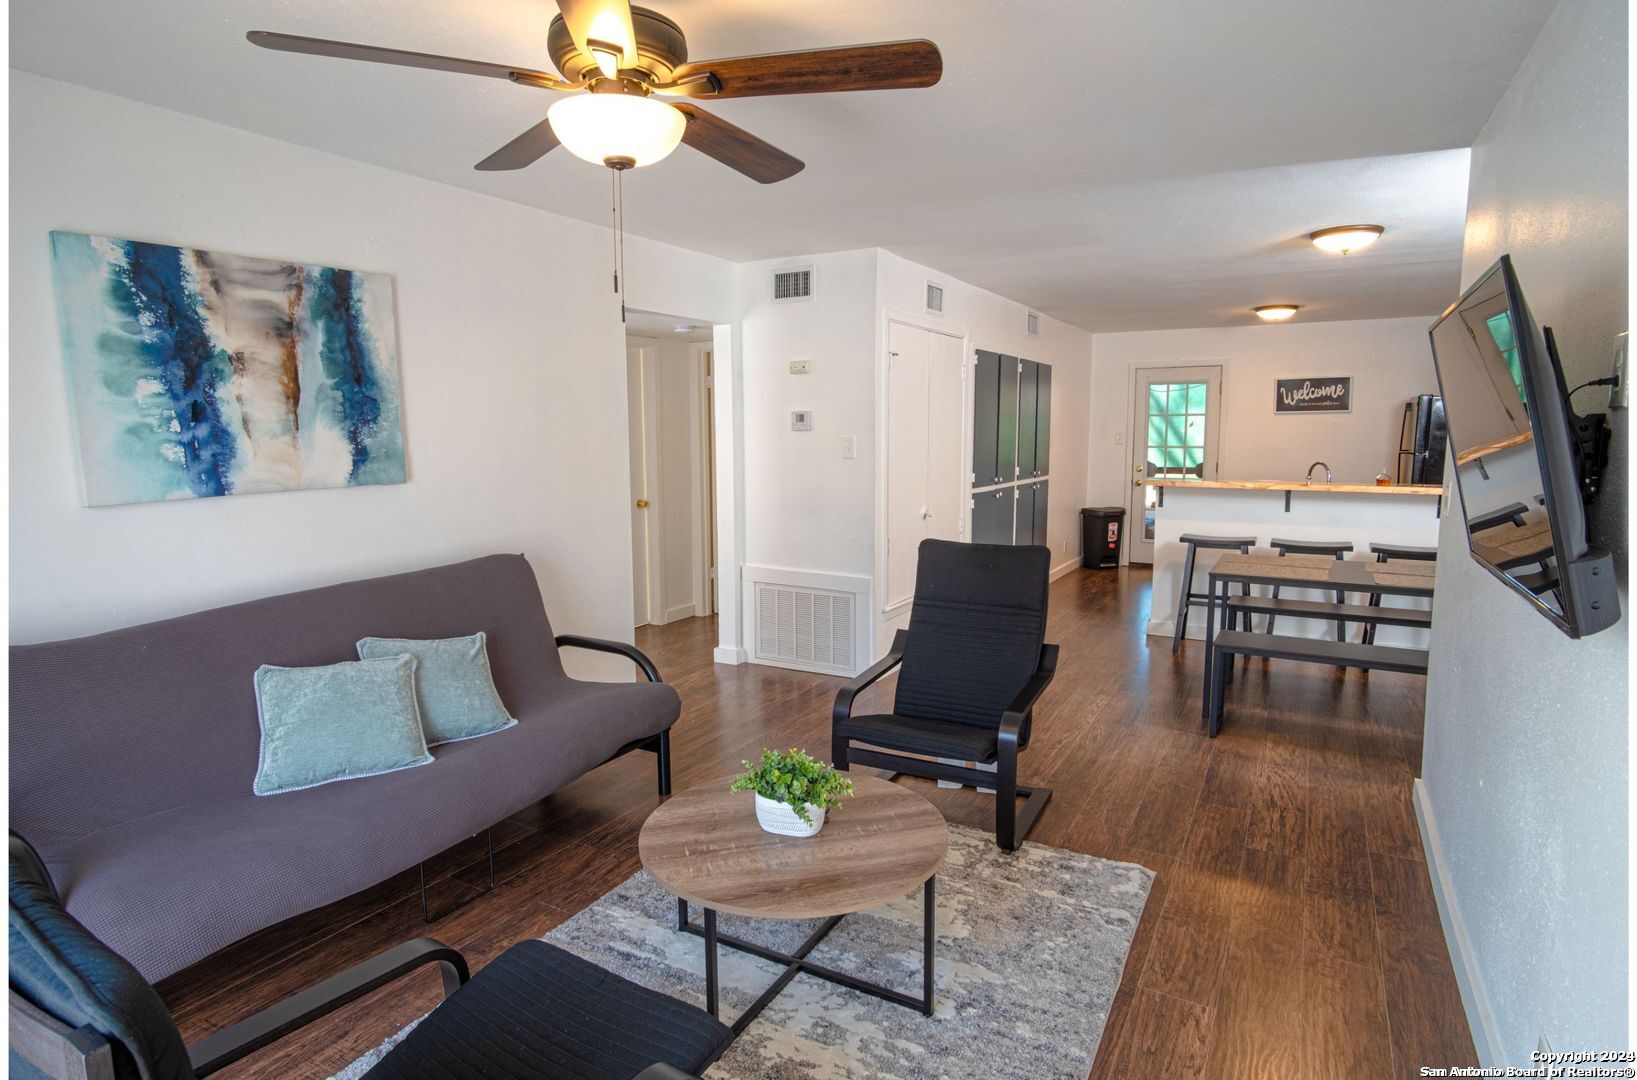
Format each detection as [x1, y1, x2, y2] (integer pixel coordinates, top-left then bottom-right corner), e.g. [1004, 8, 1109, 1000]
[772, 266, 814, 303]
[754, 582, 854, 672]
[925, 282, 945, 314]
[1027, 312, 1040, 337]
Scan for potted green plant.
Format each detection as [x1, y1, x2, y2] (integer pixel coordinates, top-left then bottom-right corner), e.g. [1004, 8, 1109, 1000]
[730, 748, 855, 837]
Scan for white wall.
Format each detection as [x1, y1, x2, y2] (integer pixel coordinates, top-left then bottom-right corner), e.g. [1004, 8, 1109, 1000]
[726, 247, 1096, 667]
[1086, 316, 1442, 535]
[734, 249, 881, 579]
[1416, 0, 1629, 1064]
[875, 250, 1095, 581]
[8, 72, 735, 678]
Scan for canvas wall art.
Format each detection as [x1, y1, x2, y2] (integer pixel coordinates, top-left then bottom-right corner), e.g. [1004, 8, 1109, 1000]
[49, 231, 405, 506]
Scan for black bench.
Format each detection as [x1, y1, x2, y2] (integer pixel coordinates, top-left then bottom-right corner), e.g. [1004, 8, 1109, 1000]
[1221, 593, 1432, 674]
[1204, 629, 1429, 736]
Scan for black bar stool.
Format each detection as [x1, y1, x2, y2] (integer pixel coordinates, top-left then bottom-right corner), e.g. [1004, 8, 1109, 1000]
[1172, 533, 1257, 652]
[1263, 538, 1353, 639]
[1364, 542, 1437, 643]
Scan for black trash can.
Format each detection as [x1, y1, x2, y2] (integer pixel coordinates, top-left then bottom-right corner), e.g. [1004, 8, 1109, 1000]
[1080, 507, 1126, 569]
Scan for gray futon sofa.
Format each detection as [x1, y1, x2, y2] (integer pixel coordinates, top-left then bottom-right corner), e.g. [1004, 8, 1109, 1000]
[8, 554, 679, 982]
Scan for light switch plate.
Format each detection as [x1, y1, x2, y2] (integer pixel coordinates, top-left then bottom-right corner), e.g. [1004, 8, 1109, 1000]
[789, 359, 811, 375]
[791, 410, 814, 432]
[841, 435, 857, 459]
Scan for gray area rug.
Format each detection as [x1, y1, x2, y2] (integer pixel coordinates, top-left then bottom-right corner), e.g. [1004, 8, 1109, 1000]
[335, 826, 1152, 1080]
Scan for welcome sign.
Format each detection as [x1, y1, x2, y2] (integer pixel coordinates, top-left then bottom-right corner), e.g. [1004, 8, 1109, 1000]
[1275, 376, 1351, 413]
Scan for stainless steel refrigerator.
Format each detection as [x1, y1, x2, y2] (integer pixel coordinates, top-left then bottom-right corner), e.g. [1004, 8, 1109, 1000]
[1397, 394, 1447, 485]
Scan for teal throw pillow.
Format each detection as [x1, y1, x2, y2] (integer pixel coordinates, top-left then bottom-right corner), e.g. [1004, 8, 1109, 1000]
[355, 632, 517, 746]
[252, 654, 433, 796]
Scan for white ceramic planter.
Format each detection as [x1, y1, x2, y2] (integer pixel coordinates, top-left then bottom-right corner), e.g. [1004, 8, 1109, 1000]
[754, 793, 825, 837]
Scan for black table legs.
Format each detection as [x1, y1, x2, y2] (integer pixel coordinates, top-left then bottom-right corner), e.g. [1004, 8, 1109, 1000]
[679, 876, 937, 1037]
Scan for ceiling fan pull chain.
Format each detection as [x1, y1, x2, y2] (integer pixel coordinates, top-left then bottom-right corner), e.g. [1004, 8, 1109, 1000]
[610, 167, 623, 320]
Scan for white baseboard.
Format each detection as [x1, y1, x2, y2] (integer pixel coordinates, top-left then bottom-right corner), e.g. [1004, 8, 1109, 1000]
[1414, 778, 1504, 1066]
[1050, 557, 1081, 582]
[661, 602, 698, 624]
[713, 646, 746, 665]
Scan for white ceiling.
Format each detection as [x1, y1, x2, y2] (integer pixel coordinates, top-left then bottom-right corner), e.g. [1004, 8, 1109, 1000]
[10, 0, 1555, 332]
[625, 309, 714, 340]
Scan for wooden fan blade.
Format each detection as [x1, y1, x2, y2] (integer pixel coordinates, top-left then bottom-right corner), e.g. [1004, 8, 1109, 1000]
[662, 40, 942, 98]
[474, 118, 561, 171]
[246, 31, 569, 88]
[672, 103, 803, 184]
[554, 0, 638, 67]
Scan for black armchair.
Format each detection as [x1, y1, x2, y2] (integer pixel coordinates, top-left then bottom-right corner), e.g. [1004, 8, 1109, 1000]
[831, 540, 1058, 851]
[8, 834, 729, 1080]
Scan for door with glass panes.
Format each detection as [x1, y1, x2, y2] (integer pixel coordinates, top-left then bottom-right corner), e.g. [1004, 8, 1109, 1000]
[1126, 366, 1223, 563]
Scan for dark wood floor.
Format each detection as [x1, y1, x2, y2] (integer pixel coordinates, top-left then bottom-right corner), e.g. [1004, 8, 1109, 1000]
[160, 567, 1476, 1078]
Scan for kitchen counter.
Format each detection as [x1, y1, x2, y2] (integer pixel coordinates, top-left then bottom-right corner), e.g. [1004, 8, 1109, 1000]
[1144, 478, 1442, 496]
[1144, 479, 1442, 647]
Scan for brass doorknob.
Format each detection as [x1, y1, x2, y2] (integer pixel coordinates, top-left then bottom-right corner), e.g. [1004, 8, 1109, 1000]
[635, 499, 650, 509]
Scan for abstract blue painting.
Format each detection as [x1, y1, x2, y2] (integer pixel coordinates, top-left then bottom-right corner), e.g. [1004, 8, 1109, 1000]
[49, 231, 405, 506]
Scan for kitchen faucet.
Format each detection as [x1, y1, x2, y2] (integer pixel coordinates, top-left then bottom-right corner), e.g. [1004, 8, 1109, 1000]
[1306, 461, 1332, 485]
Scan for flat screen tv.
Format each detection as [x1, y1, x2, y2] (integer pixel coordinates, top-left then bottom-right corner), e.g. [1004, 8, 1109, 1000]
[1428, 255, 1618, 638]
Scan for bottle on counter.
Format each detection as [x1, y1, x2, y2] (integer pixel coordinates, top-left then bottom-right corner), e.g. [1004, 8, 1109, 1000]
[1375, 468, 1393, 487]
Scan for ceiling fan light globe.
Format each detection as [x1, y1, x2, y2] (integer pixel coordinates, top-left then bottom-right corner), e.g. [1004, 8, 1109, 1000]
[547, 93, 686, 168]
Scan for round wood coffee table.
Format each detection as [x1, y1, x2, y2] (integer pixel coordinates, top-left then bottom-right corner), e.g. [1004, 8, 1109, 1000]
[638, 774, 948, 1034]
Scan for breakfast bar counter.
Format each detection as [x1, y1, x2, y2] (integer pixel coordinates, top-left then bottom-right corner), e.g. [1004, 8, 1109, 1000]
[1143, 478, 1443, 648]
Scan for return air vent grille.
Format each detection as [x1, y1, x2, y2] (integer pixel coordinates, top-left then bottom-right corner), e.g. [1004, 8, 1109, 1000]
[772, 267, 813, 302]
[755, 582, 854, 671]
[1027, 312, 1040, 336]
[925, 282, 944, 314]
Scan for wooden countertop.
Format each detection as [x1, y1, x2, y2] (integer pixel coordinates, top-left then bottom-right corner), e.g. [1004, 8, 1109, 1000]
[1144, 479, 1442, 496]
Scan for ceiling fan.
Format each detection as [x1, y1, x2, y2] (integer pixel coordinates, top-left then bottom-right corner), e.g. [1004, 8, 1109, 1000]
[247, 0, 944, 184]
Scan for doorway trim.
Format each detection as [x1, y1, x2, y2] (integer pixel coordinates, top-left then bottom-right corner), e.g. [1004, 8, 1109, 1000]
[626, 341, 665, 627]
[874, 308, 970, 655]
[1124, 362, 1226, 564]
[689, 340, 717, 618]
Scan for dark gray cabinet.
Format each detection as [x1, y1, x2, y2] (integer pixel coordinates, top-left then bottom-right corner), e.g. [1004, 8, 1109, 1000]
[1014, 480, 1049, 546]
[1018, 360, 1039, 479]
[971, 351, 1050, 546]
[1013, 482, 1034, 543]
[973, 351, 1002, 486]
[997, 357, 1018, 484]
[1034, 365, 1051, 477]
[1032, 479, 1049, 546]
[972, 487, 1014, 544]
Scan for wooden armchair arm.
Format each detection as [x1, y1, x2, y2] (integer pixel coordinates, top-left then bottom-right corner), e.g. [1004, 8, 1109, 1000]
[555, 635, 663, 683]
[187, 939, 469, 1077]
[832, 629, 908, 727]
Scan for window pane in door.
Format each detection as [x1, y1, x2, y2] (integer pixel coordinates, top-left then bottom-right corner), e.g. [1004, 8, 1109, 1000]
[1187, 382, 1206, 412]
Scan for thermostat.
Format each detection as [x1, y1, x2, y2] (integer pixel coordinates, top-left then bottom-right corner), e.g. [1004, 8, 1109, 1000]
[791, 411, 814, 431]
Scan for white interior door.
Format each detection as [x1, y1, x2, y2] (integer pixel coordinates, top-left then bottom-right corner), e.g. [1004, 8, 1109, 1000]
[627, 345, 657, 626]
[1127, 365, 1224, 563]
[885, 322, 931, 610]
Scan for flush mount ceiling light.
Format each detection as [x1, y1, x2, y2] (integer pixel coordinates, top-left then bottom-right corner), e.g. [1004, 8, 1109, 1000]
[547, 91, 686, 169]
[1309, 224, 1385, 254]
[672, 323, 695, 334]
[1254, 305, 1301, 322]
